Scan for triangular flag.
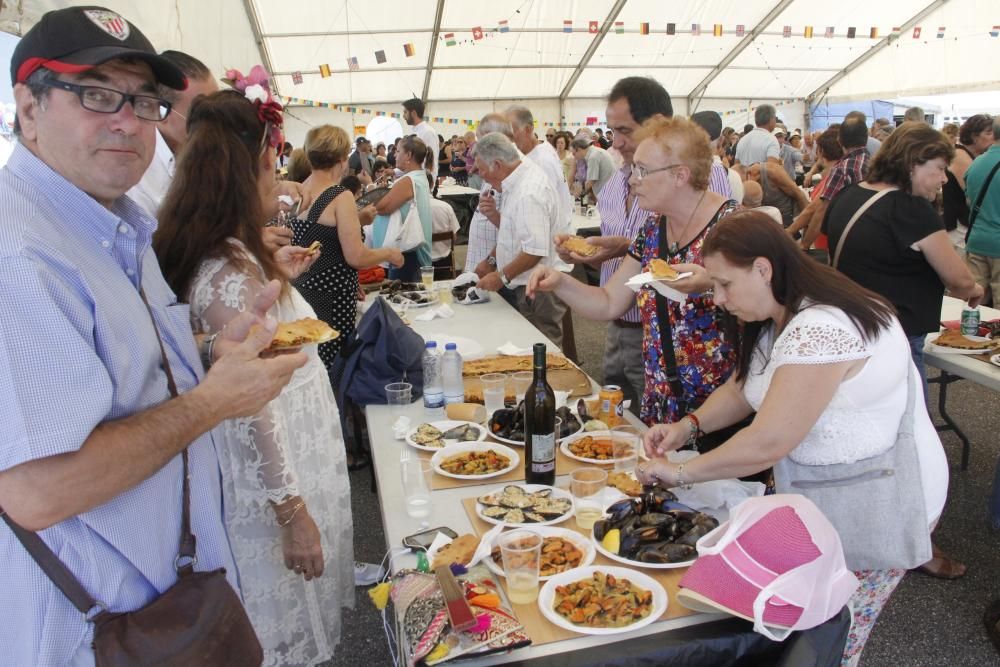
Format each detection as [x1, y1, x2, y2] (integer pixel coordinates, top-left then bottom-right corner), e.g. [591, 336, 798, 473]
[347, 56, 359, 72]
[291, 71, 303, 85]
[804, 26, 813, 38]
[736, 24, 745, 37]
[782, 25, 791, 38]
[937, 27, 946, 38]
[870, 27, 879, 39]
[498, 19, 509, 33]
[640, 22, 650, 35]
[445, 33, 456, 46]
[403, 43, 416, 57]
[472, 26, 483, 40]
[319, 63, 331, 78]
[589, 20, 599, 33]
[913, 26, 922, 38]
[824, 26, 834, 38]
[691, 23, 701, 36]
[666, 23, 676, 35]
[713, 24, 723, 37]
[375, 49, 386, 64]
[847, 27, 856, 39]
[615, 21, 624, 34]
[563, 20, 572, 33]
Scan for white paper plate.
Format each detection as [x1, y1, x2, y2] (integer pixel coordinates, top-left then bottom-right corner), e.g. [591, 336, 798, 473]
[928, 334, 1000, 355]
[483, 525, 595, 581]
[404, 420, 487, 452]
[560, 430, 647, 466]
[537, 565, 668, 635]
[475, 484, 575, 527]
[423, 334, 484, 360]
[430, 442, 519, 480]
[590, 528, 697, 570]
[991, 354, 1000, 368]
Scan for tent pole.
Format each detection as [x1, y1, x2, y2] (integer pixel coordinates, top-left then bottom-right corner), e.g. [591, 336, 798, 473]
[806, 0, 950, 101]
[557, 0, 629, 102]
[240, 0, 276, 91]
[421, 0, 447, 102]
[686, 0, 796, 103]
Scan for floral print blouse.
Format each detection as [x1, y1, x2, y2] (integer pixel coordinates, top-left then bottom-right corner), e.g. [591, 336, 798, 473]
[628, 200, 739, 425]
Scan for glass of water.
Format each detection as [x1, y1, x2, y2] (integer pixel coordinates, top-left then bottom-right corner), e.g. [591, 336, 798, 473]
[480, 373, 508, 417]
[400, 457, 433, 519]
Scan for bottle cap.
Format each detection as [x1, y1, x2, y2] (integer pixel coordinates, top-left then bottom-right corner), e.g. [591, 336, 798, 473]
[445, 343, 457, 350]
[425, 341, 437, 348]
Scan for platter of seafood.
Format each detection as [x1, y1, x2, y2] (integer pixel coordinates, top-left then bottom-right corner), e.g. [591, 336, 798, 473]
[485, 525, 595, 580]
[378, 280, 429, 296]
[559, 431, 648, 466]
[404, 420, 487, 452]
[475, 484, 575, 526]
[590, 486, 718, 569]
[488, 400, 606, 447]
[430, 442, 519, 480]
[538, 567, 667, 635]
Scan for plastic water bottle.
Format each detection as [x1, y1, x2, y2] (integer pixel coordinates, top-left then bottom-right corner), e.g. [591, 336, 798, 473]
[422, 341, 444, 410]
[442, 343, 464, 405]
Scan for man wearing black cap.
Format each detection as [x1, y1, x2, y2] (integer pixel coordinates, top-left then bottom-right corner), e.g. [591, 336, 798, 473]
[348, 135, 374, 180]
[0, 7, 303, 664]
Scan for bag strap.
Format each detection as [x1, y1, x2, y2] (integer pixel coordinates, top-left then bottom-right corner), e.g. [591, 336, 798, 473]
[969, 159, 1000, 230]
[654, 215, 688, 416]
[831, 187, 897, 269]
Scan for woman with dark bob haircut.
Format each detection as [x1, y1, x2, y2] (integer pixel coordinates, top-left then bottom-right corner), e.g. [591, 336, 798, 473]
[943, 114, 994, 231]
[637, 211, 950, 666]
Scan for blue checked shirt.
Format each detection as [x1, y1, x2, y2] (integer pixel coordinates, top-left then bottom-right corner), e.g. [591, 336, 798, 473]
[0, 144, 237, 666]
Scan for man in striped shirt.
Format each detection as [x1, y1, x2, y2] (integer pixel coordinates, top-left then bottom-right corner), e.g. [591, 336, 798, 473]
[555, 77, 673, 411]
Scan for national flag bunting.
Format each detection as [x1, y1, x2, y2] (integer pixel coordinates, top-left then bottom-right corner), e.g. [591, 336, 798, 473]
[319, 63, 331, 78]
[498, 19, 509, 33]
[824, 26, 834, 38]
[563, 20, 572, 33]
[403, 43, 416, 57]
[347, 56, 359, 72]
[375, 49, 386, 64]
[691, 23, 701, 36]
[847, 27, 856, 39]
[937, 27, 946, 38]
[892, 27, 902, 33]
[472, 26, 483, 40]
[589, 20, 599, 33]
[666, 23, 676, 35]
[804, 26, 813, 38]
[615, 21, 624, 34]
[713, 24, 723, 37]
[736, 24, 745, 37]
[912, 27, 922, 39]
[291, 71, 303, 85]
[870, 27, 878, 39]
[991, 26, 1000, 37]
[445, 33, 455, 46]
[640, 22, 650, 35]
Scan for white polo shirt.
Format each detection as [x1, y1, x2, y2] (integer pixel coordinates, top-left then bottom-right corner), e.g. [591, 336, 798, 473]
[495, 159, 559, 288]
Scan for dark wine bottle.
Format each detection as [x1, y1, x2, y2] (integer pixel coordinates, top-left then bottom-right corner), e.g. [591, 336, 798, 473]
[524, 342, 556, 486]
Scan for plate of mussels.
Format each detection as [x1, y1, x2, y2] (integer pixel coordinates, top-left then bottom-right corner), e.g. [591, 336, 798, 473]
[476, 484, 575, 527]
[386, 291, 439, 308]
[405, 420, 488, 452]
[378, 280, 429, 296]
[488, 402, 600, 447]
[590, 486, 719, 569]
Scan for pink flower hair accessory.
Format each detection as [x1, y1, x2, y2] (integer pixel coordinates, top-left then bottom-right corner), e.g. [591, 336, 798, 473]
[222, 65, 284, 149]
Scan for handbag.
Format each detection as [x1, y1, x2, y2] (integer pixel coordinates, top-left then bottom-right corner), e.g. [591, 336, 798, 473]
[381, 201, 425, 252]
[831, 186, 897, 269]
[1, 290, 262, 667]
[774, 363, 932, 571]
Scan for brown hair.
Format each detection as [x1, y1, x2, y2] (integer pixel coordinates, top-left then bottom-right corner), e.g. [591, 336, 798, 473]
[153, 90, 283, 302]
[286, 147, 312, 182]
[958, 114, 993, 146]
[399, 135, 429, 170]
[305, 124, 351, 169]
[634, 116, 712, 191]
[702, 211, 895, 382]
[815, 126, 843, 162]
[866, 121, 955, 191]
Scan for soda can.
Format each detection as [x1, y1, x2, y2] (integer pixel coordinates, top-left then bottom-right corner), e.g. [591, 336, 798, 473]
[598, 385, 625, 427]
[961, 307, 981, 336]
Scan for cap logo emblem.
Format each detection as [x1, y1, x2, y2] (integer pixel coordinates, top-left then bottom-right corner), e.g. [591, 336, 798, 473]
[83, 9, 131, 41]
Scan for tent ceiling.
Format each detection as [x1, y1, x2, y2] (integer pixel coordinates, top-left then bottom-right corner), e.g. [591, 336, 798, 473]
[4, 0, 996, 106]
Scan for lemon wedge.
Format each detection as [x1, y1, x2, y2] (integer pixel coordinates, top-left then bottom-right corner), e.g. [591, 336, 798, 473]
[601, 528, 621, 555]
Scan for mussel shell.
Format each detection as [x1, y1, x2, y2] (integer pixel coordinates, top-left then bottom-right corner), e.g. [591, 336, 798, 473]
[660, 543, 697, 562]
[638, 513, 672, 527]
[693, 513, 720, 529]
[607, 498, 635, 522]
[482, 506, 509, 519]
[619, 533, 642, 558]
[489, 409, 516, 437]
[635, 526, 662, 542]
[523, 511, 545, 523]
[478, 493, 503, 506]
[576, 398, 591, 421]
[593, 519, 612, 542]
[677, 524, 712, 547]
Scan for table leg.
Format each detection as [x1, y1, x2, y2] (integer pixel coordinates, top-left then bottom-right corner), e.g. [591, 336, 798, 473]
[928, 371, 972, 470]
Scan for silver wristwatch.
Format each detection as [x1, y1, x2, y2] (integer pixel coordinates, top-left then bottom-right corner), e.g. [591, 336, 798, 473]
[200, 331, 220, 370]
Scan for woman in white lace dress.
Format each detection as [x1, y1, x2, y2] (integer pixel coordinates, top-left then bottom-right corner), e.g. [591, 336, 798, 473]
[153, 88, 353, 666]
[636, 212, 948, 666]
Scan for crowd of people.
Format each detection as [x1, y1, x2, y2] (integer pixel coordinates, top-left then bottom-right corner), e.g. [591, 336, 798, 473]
[3, 5, 1000, 667]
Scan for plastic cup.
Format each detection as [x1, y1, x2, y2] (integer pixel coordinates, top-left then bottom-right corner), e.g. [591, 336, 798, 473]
[385, 382, 412, 417]
[499, 530, 542, 604]
[510, 371, 533, 405]
[420, 265, 435, 290]
[571, 467, 608, 531]
[400, 457, 433, 519]
[611, 425, 641, 474]
[481, 373, 508, 416]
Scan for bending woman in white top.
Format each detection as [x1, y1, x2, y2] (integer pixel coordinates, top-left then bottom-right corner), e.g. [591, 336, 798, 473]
[636, 211, 948, 667]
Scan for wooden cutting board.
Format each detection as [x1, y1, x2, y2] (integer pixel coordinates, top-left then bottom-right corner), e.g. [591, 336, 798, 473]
[459, 496, 696, 646]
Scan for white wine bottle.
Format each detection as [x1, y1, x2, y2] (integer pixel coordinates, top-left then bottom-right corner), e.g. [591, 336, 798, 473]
[524, 343, 556, 486]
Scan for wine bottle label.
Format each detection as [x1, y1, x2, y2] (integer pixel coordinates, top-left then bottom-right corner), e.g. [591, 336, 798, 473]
[531, 433, 555, 473]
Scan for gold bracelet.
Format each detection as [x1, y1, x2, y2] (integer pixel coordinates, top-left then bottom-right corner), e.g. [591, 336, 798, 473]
[276, 501, 305, 527]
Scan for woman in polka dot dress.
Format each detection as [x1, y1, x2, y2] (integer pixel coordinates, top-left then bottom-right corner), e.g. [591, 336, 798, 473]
[291, 125, 403, 372]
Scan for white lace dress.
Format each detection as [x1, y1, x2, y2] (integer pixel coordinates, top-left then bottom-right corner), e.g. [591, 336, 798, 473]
[189, 241, 354, 667]
[741, 304, 948, 522]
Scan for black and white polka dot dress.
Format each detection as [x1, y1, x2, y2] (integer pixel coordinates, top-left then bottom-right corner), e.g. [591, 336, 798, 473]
[291, 185, 358, 369]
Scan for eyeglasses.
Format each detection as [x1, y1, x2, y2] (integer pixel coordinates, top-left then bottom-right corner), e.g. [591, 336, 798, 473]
[632, 163, 685, 183]
[38, 80, 171, 122]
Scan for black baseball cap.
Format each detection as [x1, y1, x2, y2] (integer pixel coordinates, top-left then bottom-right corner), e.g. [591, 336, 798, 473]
[355, 136, 371, 145]
[11, 6, 186, 90]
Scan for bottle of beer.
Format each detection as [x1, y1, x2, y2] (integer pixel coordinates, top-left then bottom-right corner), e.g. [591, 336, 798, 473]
[524, 343, 556, 486]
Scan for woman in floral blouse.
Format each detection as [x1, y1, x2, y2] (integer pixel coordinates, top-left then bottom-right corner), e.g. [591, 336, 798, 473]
[529, 116, 738, 426]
